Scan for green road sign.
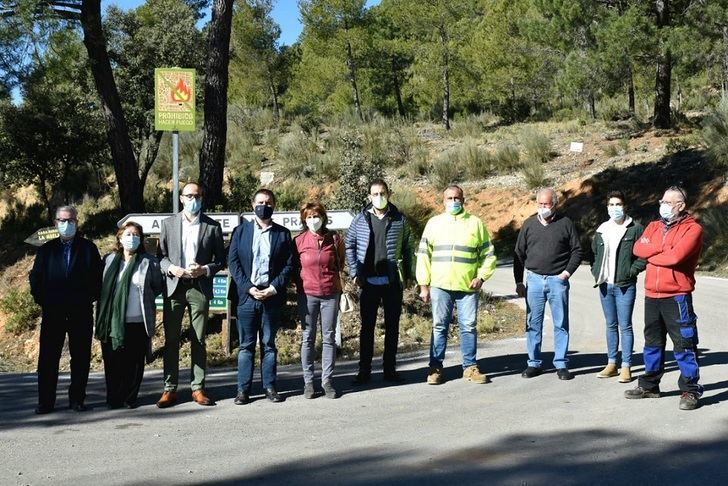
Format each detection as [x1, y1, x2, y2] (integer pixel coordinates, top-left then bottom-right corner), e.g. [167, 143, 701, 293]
[154, 68, 196, 131]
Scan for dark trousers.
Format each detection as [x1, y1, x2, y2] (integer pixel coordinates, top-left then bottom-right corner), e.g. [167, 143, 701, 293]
[358, 282, 403, 374]
[639, 294, 702, 395]
[101, 322, 149, 407]
[37, 306, 93, 408]
[236, 297, 281, 393]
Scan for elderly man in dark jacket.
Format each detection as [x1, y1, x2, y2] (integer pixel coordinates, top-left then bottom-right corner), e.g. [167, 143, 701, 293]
[30, 205, 102, 414]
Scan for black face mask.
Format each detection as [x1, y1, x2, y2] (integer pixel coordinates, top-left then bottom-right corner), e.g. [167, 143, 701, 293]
[255, 204, 273, 220]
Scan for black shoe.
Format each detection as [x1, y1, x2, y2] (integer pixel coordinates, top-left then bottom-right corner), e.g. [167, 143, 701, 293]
[234, 391, 250, 405]
[521, 367, 543, 379]
[124, 401, 138, 410]
[69, 402, 87, 412]
[679, 392, 699, 410]
[383, 371, 405, 383]
[322, 381, 338, 399]
[303, 383, 315, 399]
[34, 404, 54, 415]
[624, 386, 661, 399]
[556, 368, 573, 381]
[265, 387, 284, 403]
[352, 372, 371, 385]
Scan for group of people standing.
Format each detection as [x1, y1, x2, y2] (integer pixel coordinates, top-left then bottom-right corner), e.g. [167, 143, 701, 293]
[28, 180, 704, 413]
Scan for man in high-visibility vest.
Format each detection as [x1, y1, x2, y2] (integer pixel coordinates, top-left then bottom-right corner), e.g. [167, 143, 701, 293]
[417, 185, 497, 385]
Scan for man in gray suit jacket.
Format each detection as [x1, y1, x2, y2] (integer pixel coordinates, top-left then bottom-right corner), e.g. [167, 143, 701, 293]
[157, 182, 225, 408]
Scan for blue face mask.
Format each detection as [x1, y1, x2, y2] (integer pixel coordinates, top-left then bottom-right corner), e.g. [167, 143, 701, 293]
[183, 198, 202, 215]
[446, 201, 463, 215]
[57, 221, 76, 239]
[121, 234, 141, 252]
[608, 206, 624, 222]
[255, 204, 274, 220]
[659, 203, 674, 221]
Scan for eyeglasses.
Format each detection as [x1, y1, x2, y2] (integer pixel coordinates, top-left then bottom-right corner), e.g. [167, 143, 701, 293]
[56, 218, 76, 223]
[659, 200, 683, 207]
[181, 194, 201, 200]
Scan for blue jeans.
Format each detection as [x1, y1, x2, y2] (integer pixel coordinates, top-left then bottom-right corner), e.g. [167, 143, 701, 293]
[525, 272, 570, 369]
[429, 287, 479, 369]
[598, 283, 636, 367]
[236, 297, 281, 393]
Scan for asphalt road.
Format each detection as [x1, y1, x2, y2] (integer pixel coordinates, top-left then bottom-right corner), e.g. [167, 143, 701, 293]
[1, 264, 727, 485]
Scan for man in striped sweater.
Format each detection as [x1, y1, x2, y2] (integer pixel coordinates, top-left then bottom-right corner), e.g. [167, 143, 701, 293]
[345, 179, 416, 385]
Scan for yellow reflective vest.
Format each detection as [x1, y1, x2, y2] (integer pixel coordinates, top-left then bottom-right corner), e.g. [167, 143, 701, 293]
[416, 210, 496, 292]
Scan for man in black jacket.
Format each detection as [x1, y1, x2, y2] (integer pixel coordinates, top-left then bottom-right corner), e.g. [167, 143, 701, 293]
[513, 188, 582, 381]
[29, 205, 102, 414]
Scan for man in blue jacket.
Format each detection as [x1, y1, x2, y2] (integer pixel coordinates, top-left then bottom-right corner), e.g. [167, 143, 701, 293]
[346, 179, 415, 384]
[228, 189, 294, 404]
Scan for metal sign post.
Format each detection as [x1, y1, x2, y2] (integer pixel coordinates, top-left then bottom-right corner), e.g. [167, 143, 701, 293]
[172, 130, 179, 214]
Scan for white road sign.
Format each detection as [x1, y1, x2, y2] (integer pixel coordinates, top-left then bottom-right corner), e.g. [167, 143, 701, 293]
[241, 210, 355, 232]
[117, 213, 241, 235]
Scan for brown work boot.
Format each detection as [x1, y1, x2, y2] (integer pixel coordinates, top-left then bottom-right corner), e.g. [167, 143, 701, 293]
[597, 363, 618, 378]
[463, 365, 488, 384]
[618, 367, 632, 383]
[191, 389, 215, 406]
[427, 366, 443, 385]
[156, 391, 177, 408]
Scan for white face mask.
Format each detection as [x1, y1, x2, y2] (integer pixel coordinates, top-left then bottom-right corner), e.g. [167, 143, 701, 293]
[306, 217, 323, 232]
[121, 234, 141, 252]
[537, 207, 553, 219]
[371, 195, 388, 210]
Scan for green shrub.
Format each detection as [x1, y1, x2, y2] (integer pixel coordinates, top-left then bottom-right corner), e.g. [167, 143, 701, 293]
[521, 159, 548, 189]
[597, 96, 633, 122]
[702, 100, 728, 169]
[275, 180, 309, 211]
[0, 287, 40, 335]
[430, 152, 463, 189]
[493, 143, 521, 172]
[603, 144, 620, 158]
[448, 112, 498, 138]
[391, 185, 436, 238]
[457, 139, 495, 179]
[335, 131, 382, 212]
[227, 171, 259, 213]
[277, 129, 320, 179]
[698, 206, 728, 271]
[520, 128, 553, 164]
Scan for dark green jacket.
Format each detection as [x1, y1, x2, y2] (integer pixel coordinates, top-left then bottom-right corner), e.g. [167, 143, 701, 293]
[591, 219, 647, 287]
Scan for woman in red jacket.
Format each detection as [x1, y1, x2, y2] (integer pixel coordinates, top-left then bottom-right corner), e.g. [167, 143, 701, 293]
[294, 202, 344, 399]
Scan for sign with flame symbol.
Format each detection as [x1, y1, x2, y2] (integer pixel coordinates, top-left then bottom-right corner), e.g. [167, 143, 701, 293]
[154, 68, 196, 131]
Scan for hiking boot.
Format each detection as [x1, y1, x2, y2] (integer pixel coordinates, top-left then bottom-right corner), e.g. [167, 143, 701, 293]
[427, 366, 443, 385]
[463, 365, 488, 384]
[597, 363, 618, 379]
[618, 367, 632, 383]
[679, 392, 700, 411]
[521, 366, 543, 379]
[322, 381, 338, 399]
[624, 386, 661, 399]
[556, 368, 573, 381]
[352, 372, 371, 386]
[303, 382, 315, 399]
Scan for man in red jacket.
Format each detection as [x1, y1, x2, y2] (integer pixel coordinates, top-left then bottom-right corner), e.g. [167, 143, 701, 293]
[625, 186, 703, 410]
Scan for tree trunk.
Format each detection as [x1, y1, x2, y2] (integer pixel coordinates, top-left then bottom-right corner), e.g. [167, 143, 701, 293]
[391, 57, 405, 118]
[139, 130, 164, 189]
[722, 26, 728, 101]
[266, 63, 281, 125]
[588, 91, 596, 119]
[345, 39, 363, 122]
[38, 173, 52, 224]
[80, 0, 144, 214]
[653, 0, 671, 129]
[199, 0, 234, 210]
[627, 64, 635, 115]
[439, 23, 450, 130]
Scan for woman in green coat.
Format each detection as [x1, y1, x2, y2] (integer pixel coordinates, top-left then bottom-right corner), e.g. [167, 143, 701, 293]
[591, 190, 646, 383]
